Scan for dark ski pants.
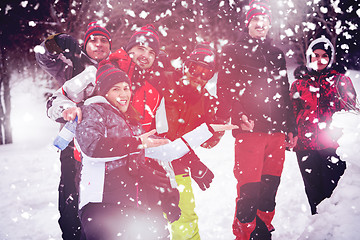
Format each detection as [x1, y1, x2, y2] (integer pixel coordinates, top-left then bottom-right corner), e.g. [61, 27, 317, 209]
[58, 143, 83, 240]
[233, 132, 285, 240]
[79, 203, 170, 240]
[296, 148, 346, 215]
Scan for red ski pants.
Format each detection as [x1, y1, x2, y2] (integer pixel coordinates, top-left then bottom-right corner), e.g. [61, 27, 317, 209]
[232, 132, 285, 240]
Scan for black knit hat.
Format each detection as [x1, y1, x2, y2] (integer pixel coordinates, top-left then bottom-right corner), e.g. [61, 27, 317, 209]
[186, 43, 216, 70]
[83, 21, 112, 50]
[124, 24, 160, 56]
[246, 0, 272, 27]
[96, 64, 130, 96]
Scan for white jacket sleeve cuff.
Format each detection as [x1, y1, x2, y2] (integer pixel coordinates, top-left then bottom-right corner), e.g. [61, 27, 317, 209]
[145, 123, 213, 162]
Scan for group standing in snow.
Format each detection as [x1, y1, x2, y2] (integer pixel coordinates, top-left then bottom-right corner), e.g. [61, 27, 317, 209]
[35, 0, 358, 239]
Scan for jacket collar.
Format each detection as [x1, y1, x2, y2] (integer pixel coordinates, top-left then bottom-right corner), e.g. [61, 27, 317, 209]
[237, 31, 272, 47]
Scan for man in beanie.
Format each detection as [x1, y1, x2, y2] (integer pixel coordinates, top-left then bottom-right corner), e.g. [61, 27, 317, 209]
[216, 0, 298, 239]
[36, 21, 111, 240]
[36, 21, 111, 86]
[153, 42, 224, 239]
[101, 24, 162, 131]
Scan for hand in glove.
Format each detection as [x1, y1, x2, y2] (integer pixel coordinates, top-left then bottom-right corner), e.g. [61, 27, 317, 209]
[45, 33, 81, 59]
[161, 187, 181, 223]
[178, 151, 214, 191]
[128, 157, 171, 190]
[190, 160, 214, 191]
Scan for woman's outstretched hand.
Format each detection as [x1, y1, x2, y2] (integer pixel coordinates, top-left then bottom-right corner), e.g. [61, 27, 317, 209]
[138, 129, 170, 149]
[209, 124, 239, 132]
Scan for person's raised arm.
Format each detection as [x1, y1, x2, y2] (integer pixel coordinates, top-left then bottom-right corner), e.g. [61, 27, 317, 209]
[144, 123, 238, 162]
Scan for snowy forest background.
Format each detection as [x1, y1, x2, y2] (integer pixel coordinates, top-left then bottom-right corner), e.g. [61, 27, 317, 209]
[0, 0, 360, 239]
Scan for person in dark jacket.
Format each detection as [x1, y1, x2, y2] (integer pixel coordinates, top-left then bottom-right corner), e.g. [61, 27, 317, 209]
[76, 64, 236, 239]
[290, 36, 357, 215]
[216, 1, 298, 239]
[36, 21, 111, 240]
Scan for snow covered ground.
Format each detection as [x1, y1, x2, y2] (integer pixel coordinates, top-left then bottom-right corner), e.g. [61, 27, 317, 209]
[0, 70, 359, 239]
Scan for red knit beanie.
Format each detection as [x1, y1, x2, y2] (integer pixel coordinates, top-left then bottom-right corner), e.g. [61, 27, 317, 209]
[186, 43, 216, 70]
[83, 21, 112, 50]
[124, 24, 160, 56]
[246, 0, 272, 27]
[95, 64, 130, 96]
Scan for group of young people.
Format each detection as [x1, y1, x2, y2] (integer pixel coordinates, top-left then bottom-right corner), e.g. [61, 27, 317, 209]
[36, 0, 357, 239]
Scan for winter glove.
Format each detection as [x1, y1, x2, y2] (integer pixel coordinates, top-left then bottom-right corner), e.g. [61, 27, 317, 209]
[45, 33, 81, 59]
[160, 187, 181, 223]
[190, 160, 214, 191]
[128, 157, 171, 190]
[178, 151, 214, 191]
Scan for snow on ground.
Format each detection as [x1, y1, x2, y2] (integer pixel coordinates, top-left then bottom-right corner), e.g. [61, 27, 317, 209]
[0, 70, 359, 239]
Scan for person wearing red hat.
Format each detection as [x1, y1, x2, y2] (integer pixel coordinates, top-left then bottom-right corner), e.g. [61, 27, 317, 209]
[36, 21, 111, 240]
[99, 24, 162, 132]
[152, 43, 224, 239]
[217, 0, 298, 239]
[36, 21, 111, 86]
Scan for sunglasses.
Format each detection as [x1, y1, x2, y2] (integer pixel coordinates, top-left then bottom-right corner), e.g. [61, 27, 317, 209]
[186, 61, 215, 81]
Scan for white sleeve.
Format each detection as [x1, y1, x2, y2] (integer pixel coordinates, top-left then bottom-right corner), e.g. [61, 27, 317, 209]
[47, 88, 77, 121]
[61, 65, 97, 103]
[155, 97, 168, 134]
[145, 123, 213, 162]
[47, 65, 97, 121]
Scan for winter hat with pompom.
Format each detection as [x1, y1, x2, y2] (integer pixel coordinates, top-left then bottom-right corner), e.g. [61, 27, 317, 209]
[124, 24, 160, 56]
[83, 21, 112, 50]
[186, 42, 216, 70]
[96, 64, 130, 96]
[246, 0, 272, 27]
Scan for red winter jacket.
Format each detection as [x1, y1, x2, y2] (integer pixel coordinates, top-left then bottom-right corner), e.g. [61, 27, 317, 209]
[156, 71, 223, 174]
[290, 69, 357, 151]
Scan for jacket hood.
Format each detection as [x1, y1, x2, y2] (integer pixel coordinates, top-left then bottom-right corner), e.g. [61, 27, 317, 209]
[306, 37, 335, 71]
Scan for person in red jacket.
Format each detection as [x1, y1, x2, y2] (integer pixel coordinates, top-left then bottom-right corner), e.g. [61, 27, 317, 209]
[100, 24, 161, 132]
[216, 1, 298, 239]
[290, 36, 357, 215]
[154, 43, 223, 239]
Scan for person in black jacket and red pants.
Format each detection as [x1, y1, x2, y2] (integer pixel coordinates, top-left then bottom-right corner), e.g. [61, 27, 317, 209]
[216, 1, 297, 239]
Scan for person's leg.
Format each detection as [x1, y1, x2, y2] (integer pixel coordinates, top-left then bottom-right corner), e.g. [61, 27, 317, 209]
[79, 203, 112, 240]
[58, 143, 82, 240]
[170, 174, 200, 240]
[233, 133, 265, 240]
[258, 133, 285, 233]
[319, 148, 346, 199]
[296, 150, 323, 214]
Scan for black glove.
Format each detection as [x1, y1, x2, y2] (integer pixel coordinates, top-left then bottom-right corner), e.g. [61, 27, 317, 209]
[55, 34, 81, 59]
[178, 151, 214, 191]
[128, 157, 171, 190]
[45, 33, 81, 59]
[160, 187, 181, 223]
